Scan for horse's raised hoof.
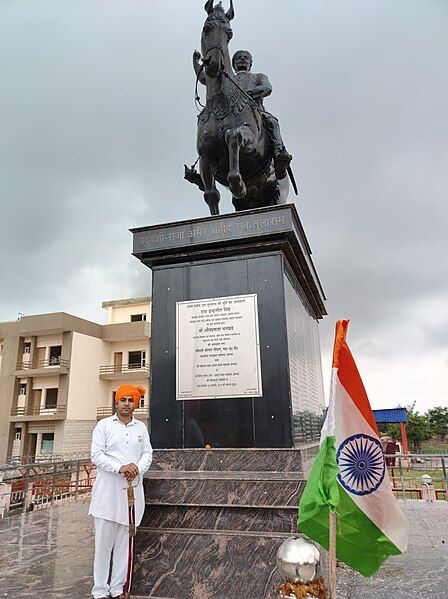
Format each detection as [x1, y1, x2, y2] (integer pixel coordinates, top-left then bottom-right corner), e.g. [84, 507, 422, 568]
[228, 173, 246, 199]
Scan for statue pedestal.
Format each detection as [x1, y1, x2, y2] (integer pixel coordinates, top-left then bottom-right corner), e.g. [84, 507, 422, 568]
[131, 204, 326, 449]
[130, 205, 327, 597]
[133, 448, 313, 598]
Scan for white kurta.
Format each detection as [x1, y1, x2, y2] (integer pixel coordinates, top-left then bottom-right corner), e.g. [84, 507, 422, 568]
[89, 414, 153, 526]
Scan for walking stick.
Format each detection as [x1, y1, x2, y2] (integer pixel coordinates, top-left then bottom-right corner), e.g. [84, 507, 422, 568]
[123, 477, 139, 599]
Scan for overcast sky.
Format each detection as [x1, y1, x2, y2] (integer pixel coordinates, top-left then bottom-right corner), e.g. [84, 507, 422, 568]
[0, 0, 447, 412]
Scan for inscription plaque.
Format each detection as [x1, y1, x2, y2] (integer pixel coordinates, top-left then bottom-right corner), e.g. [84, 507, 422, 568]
[176, 294, 263, 400]
[132, 208, 292, 254]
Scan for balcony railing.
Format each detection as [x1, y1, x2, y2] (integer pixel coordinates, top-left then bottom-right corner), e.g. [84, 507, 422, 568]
[99, 363, 150, 375]
[16, 358, 69, 370]
[97, 406, 149, 419]
[10, 405, 67, 417]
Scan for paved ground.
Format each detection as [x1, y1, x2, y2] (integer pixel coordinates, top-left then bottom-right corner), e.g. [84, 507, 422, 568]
[336, 500, 448, 598]
[0, 499, 446, 598]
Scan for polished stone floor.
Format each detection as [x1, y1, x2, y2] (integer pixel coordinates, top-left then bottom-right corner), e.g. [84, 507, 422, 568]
[0, 499, 446, 598]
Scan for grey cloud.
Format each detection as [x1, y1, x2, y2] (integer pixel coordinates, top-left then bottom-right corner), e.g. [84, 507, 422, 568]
[0, 0, 447, 409]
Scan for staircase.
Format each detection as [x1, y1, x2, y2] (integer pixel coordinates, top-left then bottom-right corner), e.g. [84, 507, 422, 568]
[132, 448, 311, 599]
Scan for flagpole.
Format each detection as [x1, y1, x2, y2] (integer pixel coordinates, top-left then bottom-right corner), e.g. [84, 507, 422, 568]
[329, 510, 337, 599]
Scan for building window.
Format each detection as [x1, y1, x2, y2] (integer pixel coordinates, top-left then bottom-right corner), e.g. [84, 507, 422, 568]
[49, 345, 62, 365]
[45, 388, 58, 409]
[128, 350, 146, 369]
[139, 395, 145, 408]
[24, 342, 31, 354]
[41, 433, 54, 453]
[15, 428, 22, 441]
[19, 383, 27, 396]
[130, 313, 146, 322]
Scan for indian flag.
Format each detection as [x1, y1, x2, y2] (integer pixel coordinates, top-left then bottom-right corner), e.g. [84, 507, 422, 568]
[298, 320, 409, 576]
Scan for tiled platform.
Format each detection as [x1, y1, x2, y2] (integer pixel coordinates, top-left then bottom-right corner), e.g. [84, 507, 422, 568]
[0, 499, 446, 598]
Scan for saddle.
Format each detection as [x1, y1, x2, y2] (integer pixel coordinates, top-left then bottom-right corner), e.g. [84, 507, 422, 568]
[199, 87, 251, 123]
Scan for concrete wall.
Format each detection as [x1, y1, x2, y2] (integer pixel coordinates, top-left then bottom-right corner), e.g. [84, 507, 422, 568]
[11, 428, 21, 456]
[58, 331, 73, 413]
[32, 377, 59, 411]
[110, 303, 150, 325]
[108, 339, 150, 364]
[36, 334, 63, 350]
[32, 377, 59, 389]
[61, 420, 96, 454]
[17, 378, 27, 410]
[66, 332, 110, 421]
[0, 336, 21, 461]
[20, 421, 61, 458]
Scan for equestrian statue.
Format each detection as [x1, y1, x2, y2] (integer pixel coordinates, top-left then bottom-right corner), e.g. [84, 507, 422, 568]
[185, 0, 297, 215]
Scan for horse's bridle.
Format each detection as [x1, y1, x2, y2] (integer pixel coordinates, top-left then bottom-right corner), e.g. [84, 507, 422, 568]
[195, 46, 258, 114]
[203, 45, 226, 63]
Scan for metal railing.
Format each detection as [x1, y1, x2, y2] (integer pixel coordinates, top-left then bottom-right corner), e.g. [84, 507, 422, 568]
[385, 453, 448, 501]
[99, 362, 150, 374]
[10, 405, 67, 417]
[1, 452, 446, 519]
[97, 406, 149, 419]
[2, 452, 90, 467]
[16, 358, 69, 370]
[0, 457, 96, 517]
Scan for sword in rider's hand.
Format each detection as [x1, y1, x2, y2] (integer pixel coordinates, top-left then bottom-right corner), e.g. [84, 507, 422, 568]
[122, 476, 139, 599]
[287, 165, 299, 196]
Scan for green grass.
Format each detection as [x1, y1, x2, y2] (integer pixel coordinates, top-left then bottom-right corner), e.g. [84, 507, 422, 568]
[420, 440, 448, 453]
[389, 467, 445, 482]
[388, 466, 447, 500]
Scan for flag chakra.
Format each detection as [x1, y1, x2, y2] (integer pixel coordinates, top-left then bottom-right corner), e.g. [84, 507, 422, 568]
[298, 320, 409, 577]
[336, 434, 385, 496]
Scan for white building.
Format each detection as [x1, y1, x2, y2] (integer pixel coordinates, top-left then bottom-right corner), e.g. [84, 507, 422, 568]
[0, 298, 151, 462]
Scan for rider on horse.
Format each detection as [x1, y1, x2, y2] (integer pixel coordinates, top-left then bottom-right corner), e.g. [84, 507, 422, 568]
[231, 50, 292, 179]
[189, 48, 292, 184]
[186, 0, 296, 213]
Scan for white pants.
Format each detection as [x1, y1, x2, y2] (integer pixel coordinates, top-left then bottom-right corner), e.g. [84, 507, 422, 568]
[92, 517, 129, 598]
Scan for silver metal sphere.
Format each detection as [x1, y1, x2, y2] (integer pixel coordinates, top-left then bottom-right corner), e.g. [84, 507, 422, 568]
[276, 536, 321, 583]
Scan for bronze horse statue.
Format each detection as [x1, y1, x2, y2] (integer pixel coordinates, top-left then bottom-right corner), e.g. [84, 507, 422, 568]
[185, 0, 296, 215]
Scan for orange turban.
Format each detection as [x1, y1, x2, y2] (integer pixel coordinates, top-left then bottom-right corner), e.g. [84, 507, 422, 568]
[115, 385, 146, 408]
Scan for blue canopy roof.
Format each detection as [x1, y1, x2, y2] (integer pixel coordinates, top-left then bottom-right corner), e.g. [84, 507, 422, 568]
[373, 408, 408, 424]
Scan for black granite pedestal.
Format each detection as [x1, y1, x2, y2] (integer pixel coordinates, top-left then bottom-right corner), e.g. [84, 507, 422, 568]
[131, 204, 326, 450]
[131, 447, 320, 599]
[130, 205, 326, 598]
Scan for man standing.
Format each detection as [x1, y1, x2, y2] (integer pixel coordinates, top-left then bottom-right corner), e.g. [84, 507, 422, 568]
[89, 385, 152, 599]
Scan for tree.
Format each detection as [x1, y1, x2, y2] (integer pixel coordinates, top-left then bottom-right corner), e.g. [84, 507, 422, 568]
[384, 403, 432, 453]
[427, 406, 448, 440]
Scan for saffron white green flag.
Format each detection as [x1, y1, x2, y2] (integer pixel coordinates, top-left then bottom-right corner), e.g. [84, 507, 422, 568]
[298, 320, 409, 576]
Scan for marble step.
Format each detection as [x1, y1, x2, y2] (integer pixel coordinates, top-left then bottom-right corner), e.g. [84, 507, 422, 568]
[150, 448, 306, 474]
[143, 472, 305, 507]
[145, 470, 304, 480]
[141, 503, 298, 534]
[132, 528, 287, 599]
